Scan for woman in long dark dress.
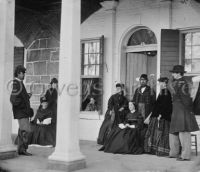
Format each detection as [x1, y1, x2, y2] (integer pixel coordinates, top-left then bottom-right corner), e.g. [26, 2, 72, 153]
[97, 83, 128, 145]
[144, 77, 172, 156]
[102, 101, 144, 154]
[44, 78, 58, 122]
[30, 97, 56, 146]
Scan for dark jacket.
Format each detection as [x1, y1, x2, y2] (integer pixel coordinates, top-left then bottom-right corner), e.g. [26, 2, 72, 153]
[10, 79, 33, 119]
[172, 77, 193, 112]
[169, 77, 199, 133]
[132, 85, 156, 118]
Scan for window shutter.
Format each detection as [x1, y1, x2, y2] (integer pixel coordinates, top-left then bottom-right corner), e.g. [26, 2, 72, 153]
[14, 47, 24, 70]
[160, 29, 180, 77]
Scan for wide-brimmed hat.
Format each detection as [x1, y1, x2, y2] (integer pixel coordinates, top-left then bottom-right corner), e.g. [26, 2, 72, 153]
[169, 65, 186, 73]
[140, 74, 148, 81]
[50, 78, 58, 84]
[158, 77, 169, 83]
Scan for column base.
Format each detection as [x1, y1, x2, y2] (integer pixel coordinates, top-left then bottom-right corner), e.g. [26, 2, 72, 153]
[48, 159, 86, 172]
[0, 145, 17, 160]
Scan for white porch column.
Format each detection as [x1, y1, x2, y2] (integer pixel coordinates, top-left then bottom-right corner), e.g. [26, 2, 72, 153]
[0, 0, 17, 159]
[100, 1, 118, 111]
[48, 0, 86, 171]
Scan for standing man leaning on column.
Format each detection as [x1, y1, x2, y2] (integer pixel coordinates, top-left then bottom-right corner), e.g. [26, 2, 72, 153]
[10, 65, 33, 156]
[169, 65, 199, 161]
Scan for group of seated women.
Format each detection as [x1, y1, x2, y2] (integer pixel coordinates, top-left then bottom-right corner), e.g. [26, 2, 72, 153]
[29, 78, 58, 147]
[98, 77, 173, 156]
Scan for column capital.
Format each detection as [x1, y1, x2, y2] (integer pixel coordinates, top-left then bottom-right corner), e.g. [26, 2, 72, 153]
[100, 0, 118, 11]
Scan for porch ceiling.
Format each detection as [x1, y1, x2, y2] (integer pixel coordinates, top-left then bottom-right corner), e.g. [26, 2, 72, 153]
[15, 0, 102, 48]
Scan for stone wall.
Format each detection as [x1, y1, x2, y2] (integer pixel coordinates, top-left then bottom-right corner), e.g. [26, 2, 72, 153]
[25, 38, 59, 112]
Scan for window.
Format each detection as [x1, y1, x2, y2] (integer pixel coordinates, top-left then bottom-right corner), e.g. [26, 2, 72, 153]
[127, 29, 157, 46]
[183, 31, 200, 73]
[80, 36, 104, 113]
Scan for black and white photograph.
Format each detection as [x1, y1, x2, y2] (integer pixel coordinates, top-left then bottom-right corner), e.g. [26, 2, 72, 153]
[1, 0, 200, 171]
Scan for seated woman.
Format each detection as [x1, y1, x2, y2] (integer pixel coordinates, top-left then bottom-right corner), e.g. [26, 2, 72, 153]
[97, 83, 128, 145]
[85, 97, 98, 111]
[30, 97, 56, 147]
[144, 77, 172, 156]
[102, 101, 144, 154]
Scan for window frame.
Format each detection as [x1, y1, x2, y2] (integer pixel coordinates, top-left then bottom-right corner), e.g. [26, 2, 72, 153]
[180, 28, 200, 76]
[80, 36, 104, 114]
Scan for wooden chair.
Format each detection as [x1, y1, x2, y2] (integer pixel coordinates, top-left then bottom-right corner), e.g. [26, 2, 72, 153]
[191, 133, 198, 156]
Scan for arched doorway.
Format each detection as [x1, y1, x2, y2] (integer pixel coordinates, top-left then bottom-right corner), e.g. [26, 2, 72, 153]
[120, 27, 157, 100]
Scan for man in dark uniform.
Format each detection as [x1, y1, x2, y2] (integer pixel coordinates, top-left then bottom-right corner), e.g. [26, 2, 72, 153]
[169, 65, 199, 161]
[132, 74, 156, 119]
[10, 65, 33, 156]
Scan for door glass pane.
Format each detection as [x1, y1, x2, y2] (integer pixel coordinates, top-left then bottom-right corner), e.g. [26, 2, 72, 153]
[85, 43, 89, 53]
[84, 65, 88, 75]
[89, 42, 95, 53]
[193, 32, 200, 45]
[185, 46, 192, 59]
[88, 65, 95, 75]
[95, 54, 100, 64]
[192, 46, 200, 59]
[96, 42, 100, 53]
[192, 59, 200, 73]
[89, 54, 95, 64]
[96, 65, 99, 76]
[185, 59, 192, 72]
[84, 54, 88, 64]
[185, 33, 192, 46]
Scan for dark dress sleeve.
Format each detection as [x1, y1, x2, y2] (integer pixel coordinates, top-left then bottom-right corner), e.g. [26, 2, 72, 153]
[151, 94, 162, 118]
[33, 109, 42, 123]
[107, 95, 114, 111]
[160, 90, 172, 121]
[151, 89, 172, 121]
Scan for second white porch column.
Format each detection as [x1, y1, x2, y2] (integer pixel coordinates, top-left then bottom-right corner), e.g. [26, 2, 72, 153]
[48, 0, 86, 171]
[0, 0, 17, 160]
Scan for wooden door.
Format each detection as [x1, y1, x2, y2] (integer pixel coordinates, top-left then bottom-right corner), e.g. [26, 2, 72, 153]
[125, 53, 147, 101]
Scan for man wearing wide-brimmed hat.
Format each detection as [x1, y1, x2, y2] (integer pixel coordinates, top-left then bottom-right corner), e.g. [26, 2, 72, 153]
[169, 65, 199, 161]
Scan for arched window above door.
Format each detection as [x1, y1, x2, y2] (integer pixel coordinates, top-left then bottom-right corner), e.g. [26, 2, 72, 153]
[127, 29, 157, 46]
